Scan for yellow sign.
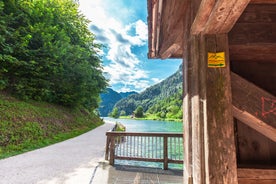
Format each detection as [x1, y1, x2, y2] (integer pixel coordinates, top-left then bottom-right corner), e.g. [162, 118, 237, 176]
[208, 52, 226, 68]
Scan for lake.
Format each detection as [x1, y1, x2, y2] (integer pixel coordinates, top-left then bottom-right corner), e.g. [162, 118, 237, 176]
[103, 117, 183, 132]
[103, 117, 183, 169]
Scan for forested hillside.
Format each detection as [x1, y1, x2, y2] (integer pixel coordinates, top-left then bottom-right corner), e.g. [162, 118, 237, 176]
[99, 88, 137, 116]
[0, 0, 107, 110]
[114, 64, 183, 120]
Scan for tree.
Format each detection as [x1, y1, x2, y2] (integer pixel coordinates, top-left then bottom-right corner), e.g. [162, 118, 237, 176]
[120, 110, 126, 116]
[111, 107, 119, 118]
[134, 106, 144, 118]
[0, 0, 107, 110]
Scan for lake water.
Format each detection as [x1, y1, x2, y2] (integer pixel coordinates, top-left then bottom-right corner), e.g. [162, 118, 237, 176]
[103, 117, 183, 132]
[103, 117, 183, 169]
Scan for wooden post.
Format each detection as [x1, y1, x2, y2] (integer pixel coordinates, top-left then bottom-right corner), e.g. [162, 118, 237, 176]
[105, 135, 110, 160]
[163, 135, 168, 170]
[203, 34, 238, 184]
[183, 0, 193, 183]
[109, 136, 115, 166]
[184, 33, 238, 183]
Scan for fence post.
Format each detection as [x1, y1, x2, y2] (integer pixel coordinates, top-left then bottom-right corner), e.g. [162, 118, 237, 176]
[163, 135, 168, 170]
[105, 134, 110, 160]
[109, 136, 115, 165]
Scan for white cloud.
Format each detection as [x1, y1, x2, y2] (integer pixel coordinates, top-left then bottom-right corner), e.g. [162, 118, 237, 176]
[151, 78, 162, 84]
[79, 0, 149, 92]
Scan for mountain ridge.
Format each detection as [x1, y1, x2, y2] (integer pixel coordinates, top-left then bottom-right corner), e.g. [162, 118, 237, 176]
[99, 88, 137, 116]
[113, 64, 183, 118]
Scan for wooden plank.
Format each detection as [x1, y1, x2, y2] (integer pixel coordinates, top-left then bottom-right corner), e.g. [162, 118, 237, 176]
[205, 34, 238, 184]
[229, 24, 276, 45]
[231, 72, 276, 129]
[157, 0, 187, 59]
[238, 179, 276, 184]
[183, 0, 193, 182]
[232, 5, 276, 24]
[190, 34, 204, 184]
[159, 40, 181, 59]
[106, 131, 183, 137]
[109, 137, 115, 165]
[233, 106, 276, 142]
[163, 136, 168, 170]
[251, 0, 276, 4]
[229, 44, 276, 62]
[238, 168, 276, 179]
[191, 0, 215, 34]
[236, 120, 274, 165]
[203, 0, 250, 34]
[105, 136, 110, 160]
[230, 61, 276, 96]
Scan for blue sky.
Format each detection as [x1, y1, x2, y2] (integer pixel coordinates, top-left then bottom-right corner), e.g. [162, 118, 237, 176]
[78, 0, 182, 92]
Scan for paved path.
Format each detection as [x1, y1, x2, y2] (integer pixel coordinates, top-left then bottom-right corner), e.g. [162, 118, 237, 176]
[0, 121, 115, 184]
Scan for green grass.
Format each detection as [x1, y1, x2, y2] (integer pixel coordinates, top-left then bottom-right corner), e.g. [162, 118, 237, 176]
[0, 92, 103, 159]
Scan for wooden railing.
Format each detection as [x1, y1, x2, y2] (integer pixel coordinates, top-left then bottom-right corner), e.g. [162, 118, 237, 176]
[105, 131, 183, 170]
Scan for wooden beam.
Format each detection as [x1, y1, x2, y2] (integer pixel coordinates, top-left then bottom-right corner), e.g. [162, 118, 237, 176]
[160, 43, 181, 59]
[185, 33, 239, 183]
[251, 0, 276, 4]
[233, 106, 276, 142]
[191, 0, 215, 34]
[229, 24, 276, 45]
[158, 0, 187, 59]
[229, 44, 276, 62]
[238, 179, 276, 184]
[191, 0, 250, 34]
[231, 72, 276, 131]
[183, 1, 193, 183]
[204, 34, 238, 184]
[191, 34, 204, 184]
[238, 168, 276, 179]
[203, 0, 250, 34]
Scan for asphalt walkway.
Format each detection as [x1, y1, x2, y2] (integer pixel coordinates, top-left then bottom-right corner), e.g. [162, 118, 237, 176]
[0, 121, 115, 184]
[0, 120, 183, 184]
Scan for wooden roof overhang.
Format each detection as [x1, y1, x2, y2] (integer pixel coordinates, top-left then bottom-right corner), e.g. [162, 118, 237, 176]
[148, 0, 276, 62]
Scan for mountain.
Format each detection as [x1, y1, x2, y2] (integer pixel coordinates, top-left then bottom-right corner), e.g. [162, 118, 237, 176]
[99, 88, 137, 116]
[114, 64, 183, 119]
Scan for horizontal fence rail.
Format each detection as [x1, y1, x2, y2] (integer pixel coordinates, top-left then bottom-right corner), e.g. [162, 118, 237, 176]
[105, 131, 183, 170]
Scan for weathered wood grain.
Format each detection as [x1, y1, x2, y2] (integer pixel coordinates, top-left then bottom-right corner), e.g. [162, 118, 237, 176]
[251, 0, 276, 4]
[231, 72, 276, 129]
[236, 120, 275, 165]
[157, 0, 187, 59]
[191, 0, 215, 34]
[203, 0, 250, 34]
[238, 179, 276, 184]
[238, 168, 276, 179]
[204, 34, 238, 184]
[233, 106, 276, 142]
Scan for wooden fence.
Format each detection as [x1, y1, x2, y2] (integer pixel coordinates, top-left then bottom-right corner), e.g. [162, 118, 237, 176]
[105, 131, 183, 170]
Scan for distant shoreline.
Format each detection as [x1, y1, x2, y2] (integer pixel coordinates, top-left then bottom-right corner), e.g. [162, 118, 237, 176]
[108, 116, 182, 123]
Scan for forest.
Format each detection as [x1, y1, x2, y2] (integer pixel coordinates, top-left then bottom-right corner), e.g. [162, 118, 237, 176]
[0, 0, 107, 110]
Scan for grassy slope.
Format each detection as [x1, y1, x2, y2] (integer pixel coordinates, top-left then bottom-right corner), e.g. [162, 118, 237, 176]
[0, 92, 103, 159]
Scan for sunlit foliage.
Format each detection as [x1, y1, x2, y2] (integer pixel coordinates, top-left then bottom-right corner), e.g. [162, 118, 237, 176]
[0, 0, 107, 110]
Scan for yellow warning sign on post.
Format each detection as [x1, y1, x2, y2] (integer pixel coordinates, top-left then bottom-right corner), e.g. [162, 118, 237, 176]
[208, 52, 226, 68]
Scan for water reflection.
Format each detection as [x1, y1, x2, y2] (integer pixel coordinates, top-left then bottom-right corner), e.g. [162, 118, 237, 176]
[103, 117, 183, 170]
[103, 117, 183, 132]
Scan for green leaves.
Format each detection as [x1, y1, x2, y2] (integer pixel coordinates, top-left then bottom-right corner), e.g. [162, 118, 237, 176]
[0, 0, 107, 110]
